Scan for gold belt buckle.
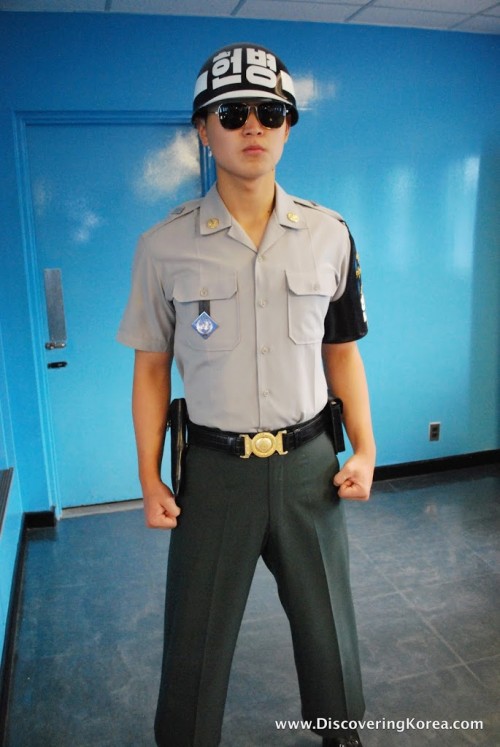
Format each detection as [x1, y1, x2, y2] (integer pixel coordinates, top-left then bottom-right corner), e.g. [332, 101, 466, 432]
[239, 430, 288, 458]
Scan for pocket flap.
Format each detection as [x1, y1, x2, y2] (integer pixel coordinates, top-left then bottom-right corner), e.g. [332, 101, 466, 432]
[173, 273, 238, 303]
[286, 269, 336, 297]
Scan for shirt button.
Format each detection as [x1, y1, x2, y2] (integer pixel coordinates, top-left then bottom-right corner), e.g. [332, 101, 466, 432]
[200, 287, 208, 297]
[258, 299, 267, 308]
[262, 389, 270, 397]
[257, 255, 265, 263]
[260, 345, 270, 354]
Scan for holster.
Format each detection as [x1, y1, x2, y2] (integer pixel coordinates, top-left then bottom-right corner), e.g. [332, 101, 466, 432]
[328, 397, 346, 454]
[169, 398, 188, 497]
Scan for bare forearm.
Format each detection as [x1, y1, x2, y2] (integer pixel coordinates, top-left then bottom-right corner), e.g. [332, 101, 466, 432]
[322, 342, 375, 501]
[132, 350, 172, 489]
[131, 350, 180, 529]
[322, 342, 375, 458]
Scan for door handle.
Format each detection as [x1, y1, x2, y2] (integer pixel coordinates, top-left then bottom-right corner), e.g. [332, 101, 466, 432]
[47, 361, 68, 369]
[43, 268, 67, 350]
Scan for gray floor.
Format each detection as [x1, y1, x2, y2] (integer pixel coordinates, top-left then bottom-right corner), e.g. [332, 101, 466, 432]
[5, 464, 500, 746]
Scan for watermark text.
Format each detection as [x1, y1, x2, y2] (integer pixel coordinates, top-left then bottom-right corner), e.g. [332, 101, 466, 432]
[275, 717, 484, 734]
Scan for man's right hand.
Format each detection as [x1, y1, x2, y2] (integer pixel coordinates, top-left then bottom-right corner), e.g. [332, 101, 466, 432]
[132, 350, 178, 530]
[142, 481, 181, 530]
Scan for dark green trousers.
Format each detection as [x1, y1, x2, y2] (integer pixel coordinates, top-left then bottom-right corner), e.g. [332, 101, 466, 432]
[155, 431, 364, 747]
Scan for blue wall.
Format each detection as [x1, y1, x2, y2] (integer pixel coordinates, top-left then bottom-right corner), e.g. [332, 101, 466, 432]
[0, 12, 499, 658]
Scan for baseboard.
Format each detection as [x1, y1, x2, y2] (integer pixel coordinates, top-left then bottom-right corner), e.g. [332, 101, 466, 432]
[374, 449, 499, 481]
[0, 508, 56, 742]
[23, 509, 57, 530]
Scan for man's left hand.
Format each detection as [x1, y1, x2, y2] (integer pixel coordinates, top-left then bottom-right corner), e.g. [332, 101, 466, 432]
[333, 454, 374, 501]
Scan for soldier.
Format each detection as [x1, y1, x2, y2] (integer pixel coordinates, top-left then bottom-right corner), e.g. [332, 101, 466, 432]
[118, 42, 375, 747]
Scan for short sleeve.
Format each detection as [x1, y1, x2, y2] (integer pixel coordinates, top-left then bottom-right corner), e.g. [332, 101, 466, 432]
[116, 236, 175, 352]
[323, 228, 368, 344]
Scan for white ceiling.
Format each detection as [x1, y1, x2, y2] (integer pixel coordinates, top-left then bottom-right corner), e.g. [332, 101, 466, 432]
[1, 0, 500, 34]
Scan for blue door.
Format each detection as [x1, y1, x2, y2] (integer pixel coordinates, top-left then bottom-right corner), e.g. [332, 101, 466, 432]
[24, 117, 204, 509]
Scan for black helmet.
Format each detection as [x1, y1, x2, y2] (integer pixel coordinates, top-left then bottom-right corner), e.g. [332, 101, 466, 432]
[192, 42, 299, 126]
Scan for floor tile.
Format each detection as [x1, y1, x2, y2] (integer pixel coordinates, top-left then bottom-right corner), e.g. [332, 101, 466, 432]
[355, 591, 461, 685]
[6, 648, 159, 746]
[466, 653, 500, 690]
[363, 664, 499, 746]
[404, 573, 500, 662]
[347, 541, 397, 596]
[357, 524, 494, 591]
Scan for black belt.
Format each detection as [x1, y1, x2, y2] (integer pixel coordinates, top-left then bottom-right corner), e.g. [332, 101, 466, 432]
[187, 407, 329, 459]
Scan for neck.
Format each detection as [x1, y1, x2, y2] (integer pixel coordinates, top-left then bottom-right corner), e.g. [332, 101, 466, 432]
[216, 172, 276, 247]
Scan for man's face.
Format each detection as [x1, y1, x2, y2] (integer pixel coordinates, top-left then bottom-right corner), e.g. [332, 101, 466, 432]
[196, 99, 291, 183]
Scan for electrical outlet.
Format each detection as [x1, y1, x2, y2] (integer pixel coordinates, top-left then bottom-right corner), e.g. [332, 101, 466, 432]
[429, 422, 441, 441]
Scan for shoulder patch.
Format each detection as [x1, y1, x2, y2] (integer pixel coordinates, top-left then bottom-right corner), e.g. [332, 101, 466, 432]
[291, 195, 344, 223]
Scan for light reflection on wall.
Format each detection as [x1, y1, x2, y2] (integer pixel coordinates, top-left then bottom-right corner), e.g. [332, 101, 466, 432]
[294, 75, 337, 110]
[446, 156, 480, 276]
[385, 165, 416, 273]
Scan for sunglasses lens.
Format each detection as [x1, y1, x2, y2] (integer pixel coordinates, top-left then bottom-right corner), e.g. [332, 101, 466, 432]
[257, 102, 287, 128]
[218, 103, 248, 130]
[216, 102, 288, 129]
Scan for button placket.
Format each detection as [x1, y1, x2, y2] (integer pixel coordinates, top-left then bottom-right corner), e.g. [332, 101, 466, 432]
[254, 250, 272, 420]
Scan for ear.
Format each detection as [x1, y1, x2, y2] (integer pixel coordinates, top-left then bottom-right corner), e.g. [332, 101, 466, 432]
[284, 117, 291, 143]
[195, 117, 209, 148]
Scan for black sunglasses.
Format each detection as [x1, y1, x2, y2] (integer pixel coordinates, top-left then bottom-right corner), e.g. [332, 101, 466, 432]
[206, 101, 290, 130]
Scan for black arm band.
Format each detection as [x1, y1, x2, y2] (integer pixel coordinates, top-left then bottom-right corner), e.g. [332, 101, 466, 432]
[323, 227, 368, 344]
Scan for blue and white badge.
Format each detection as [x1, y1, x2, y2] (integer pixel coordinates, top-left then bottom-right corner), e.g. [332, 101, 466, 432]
[192, 310, 218, 339]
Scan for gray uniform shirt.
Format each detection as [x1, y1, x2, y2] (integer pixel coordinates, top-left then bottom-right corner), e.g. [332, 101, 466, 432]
[117, 183, 367, 433]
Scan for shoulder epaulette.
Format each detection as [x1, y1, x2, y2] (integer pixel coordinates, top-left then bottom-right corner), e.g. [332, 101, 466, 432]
[291, 196, 345, 223]
[142, 199, 202, 239]
[164, 198, 202, 224]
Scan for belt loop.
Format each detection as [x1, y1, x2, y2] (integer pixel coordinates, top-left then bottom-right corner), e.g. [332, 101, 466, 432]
[234, 437, 245, 457]
[292, 427, 301, 449]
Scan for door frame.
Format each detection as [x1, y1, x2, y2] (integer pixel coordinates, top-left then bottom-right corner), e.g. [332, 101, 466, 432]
[14, 110, 214, 516]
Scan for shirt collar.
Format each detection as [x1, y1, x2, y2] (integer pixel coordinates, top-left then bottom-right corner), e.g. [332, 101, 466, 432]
[198, 181, 307, 237]
[199, 184, 232, 235]
[274, 183, 307, 230]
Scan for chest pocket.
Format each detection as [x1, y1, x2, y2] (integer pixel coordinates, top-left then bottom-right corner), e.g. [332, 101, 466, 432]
[286, 269, 337, 344]
[173, 272, 240, 351]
